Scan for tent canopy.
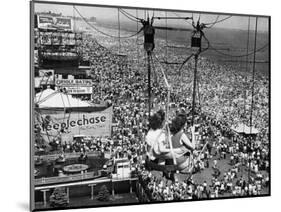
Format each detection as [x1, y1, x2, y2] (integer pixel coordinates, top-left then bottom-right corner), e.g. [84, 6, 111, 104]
[35, 88, 92, 108]
[231, 123, 259, 135]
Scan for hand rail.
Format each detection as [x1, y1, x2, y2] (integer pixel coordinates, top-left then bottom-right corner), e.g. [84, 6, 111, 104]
[35, 171, 101, 185]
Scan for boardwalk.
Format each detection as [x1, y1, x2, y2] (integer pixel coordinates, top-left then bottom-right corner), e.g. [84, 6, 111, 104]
[35, 176, 138, 190]
[34, 151, 102, 161]
[35, 171, 102, 186]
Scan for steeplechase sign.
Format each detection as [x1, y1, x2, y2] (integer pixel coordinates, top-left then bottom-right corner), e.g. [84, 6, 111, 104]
[35, 106, 112, 142]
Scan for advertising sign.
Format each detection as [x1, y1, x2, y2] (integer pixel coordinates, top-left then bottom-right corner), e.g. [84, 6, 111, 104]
[37, 15, 73, 31]
[55, 79, 93, 87]
[34, 70, 55, 88]
[63, 86, 93, 94]
[37, 15, 54, 29]
[55, 17, 72, 30]
[35, 106, 112, 142]
[55, 79, 93, 94]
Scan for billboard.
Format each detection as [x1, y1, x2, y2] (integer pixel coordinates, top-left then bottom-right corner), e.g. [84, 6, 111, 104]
[55, 17, 72, 30]
[55, 79, 93, 87]
[63, 86, 93, 94]
[35, 106, 113, 142]
[34, 70, 55, 88]
[55, 79, 93, 94]
[37, 15, 73, 31]
[38, 31, 77, 46]
[37, 15, 54, 29]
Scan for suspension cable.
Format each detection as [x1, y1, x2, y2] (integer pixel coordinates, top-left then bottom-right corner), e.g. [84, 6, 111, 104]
[119, 9, 140, 23]
[136, 9, 140, 65]
[118, 8, 121, 53]
[165, 11, 168, 68]
[243, 16, 251, 130]
[173, 12, 193, 26]
[204, 15, 220, 28]
[178, 54, 194, 76]
[36, 73, 52, 103]
[36, 110, 52, 143]
[250, 17, 258, 134]
[151, 51, 177, 165]
[74, 6, 142, 39]
[208, 41, 268, 58]
[36, 90, 60, 105]
[152, 52, 171, 89]
[150, 52, 158, 102]
[197, 63, 201, 109]
[119, 8, 142, 21]
[204, 15, 232, 26]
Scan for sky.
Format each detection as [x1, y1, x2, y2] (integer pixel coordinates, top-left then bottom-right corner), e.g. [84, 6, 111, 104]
[34, 2, 269, 32]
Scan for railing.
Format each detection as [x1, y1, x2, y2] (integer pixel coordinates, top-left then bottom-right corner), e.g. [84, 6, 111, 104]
[34, 151, 102, 161]
[35, 174, 138, 189]
[35, 171, 101, 186]
[135, 180, 151, 203]
[35, 170, 138, 186]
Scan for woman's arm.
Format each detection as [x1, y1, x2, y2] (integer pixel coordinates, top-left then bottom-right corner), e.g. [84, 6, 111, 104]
[180, 133, 195, 151]
[158, 139, 171, 153]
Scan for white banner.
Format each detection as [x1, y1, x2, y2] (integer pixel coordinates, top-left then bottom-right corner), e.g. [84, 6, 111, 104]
[55, 79, 93, 87]
[35, 107, 112, 142]
[63, 86, 93, 94]
[37, 15, 73, 31]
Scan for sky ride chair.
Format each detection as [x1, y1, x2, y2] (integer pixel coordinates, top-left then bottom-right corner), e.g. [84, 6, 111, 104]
[143, 63, 197, 180]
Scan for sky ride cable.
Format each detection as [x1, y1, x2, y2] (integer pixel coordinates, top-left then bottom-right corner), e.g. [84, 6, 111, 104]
[243, 16, 251, 131]
[118, 8, 121, 54]
[36, 74, 52, 104]
[152, 52, 171, 90]
[38, 112, 52, 143]
[165, 11, 168, 72]
[74, 6, 142, 39]
[151, 51, 177, 165]
[250, 17, 258, 134]
[118, 8, 125, 158]
[208, 41, 268, 58]
[196, 64, 201, 109]
[36, 90, 60, 105]
[59, 91, 67, 134]
[150, 51, 158, 87]
[119, 9, 140, 23]
[119, 8, 142, 22]
[205, 15, 220, 28]
[177, 54, 195, 76]
[136, 9, 140, 66]
[204, 15, 232, 26]
[173, 12, 193, 26]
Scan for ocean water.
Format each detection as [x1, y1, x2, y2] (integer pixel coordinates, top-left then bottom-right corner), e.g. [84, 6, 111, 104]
[74, 19, 269, 76]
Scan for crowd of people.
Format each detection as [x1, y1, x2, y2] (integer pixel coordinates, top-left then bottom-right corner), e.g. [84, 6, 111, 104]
[138, 162, 269, 201]
[34, 25, 269, 200]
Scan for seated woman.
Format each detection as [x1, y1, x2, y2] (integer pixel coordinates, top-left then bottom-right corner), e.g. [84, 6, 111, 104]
[145, 110, 166, 163]
[148, 112, 195, 173]
[168, 113, 195, 173]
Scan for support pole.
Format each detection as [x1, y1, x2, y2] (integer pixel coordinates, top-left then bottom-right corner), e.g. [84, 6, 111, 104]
[147, 52, 151, 119]
[191, 54, 198, 126]
[112, 182, 115, 196]
[250, 17, 258, 134]
[129, 180, 133, 193]
[244, 17, 251, 131]
[66, 187, 69, 203]
[118, 8, 121, 54]
[248, 16, 258, 188]
[41, 189, 49, 207]
[88, 184, 96, 200]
